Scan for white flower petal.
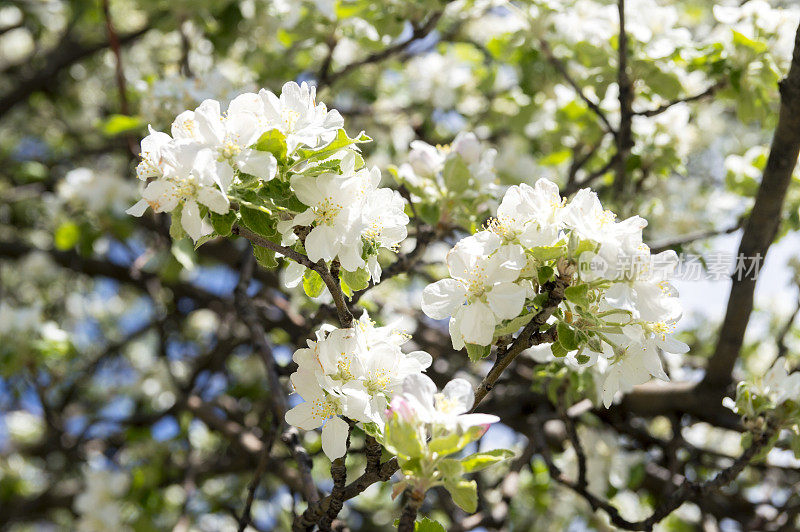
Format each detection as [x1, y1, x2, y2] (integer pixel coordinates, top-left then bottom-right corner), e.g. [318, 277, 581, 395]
[321, 416, 349, 460]
[459, 301, 496, 346]
[181, 199, 205, 241]
[285, 402, 324, 431]
[126, 199, 149, 217]
[486, 282, 525, 321]
[421, 279, 467, 320]
[197, 187, 230, 215]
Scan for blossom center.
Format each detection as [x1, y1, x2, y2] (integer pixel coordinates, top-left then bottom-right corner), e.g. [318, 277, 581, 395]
[434, 393, 461, 414]
[282, 108, 301, 131]
[314, 197, 343, 225]
[311, 397, 338, 420]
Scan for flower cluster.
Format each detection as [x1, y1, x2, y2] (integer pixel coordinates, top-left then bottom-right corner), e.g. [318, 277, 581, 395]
[285, 313, 432, 459]
[723, 357, 800, 458]
[383, 374, 508, 513]
[398, 132, 497, 194]
[422, 178, 688, 408]
[127, 81, 341, 241]
[395, 131, 499, 226]
[128, 81, 408, 285]
[279, 151, 409, 282]
[724, 357, 800, 421]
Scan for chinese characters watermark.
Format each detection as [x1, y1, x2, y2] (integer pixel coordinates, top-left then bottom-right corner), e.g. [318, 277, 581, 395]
[579, 252, 763, 281]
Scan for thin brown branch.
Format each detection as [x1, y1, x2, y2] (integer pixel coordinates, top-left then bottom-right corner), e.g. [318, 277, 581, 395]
[0, 24, 151, 119]
[321, 12, 444, 88]
[539, 38, 615, 134]
[635, 81, 727, 117]
[472, 260, 573, 409]
[648, 221, 743, 254]
[234, 248, 318, 505]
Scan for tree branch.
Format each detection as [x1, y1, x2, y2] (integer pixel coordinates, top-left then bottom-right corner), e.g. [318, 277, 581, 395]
[703, 22, 800, 388]
[539, 38, 615, 135]
[634, 81, 727, 117]
[472, 261, 572, 409]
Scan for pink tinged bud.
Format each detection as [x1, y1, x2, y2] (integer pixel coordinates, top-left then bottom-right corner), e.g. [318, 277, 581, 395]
[390, 397, 415, 422]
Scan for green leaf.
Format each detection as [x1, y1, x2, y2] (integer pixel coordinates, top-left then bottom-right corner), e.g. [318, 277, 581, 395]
[732, 30, 768, 54]
[169, 205, 186, 241]
[460, 448, 515, 473]
[415, 517, 446, 532]
[557, 322, 579, 351]
[54, 222, 80, 250]
[494, 313, 535, 337]
[209, 211, 237, 237]
[253, 245, 278, 269]
[465, 343, 490, 362]
[442, 156, 471, 193]
[444, 479, 477, 513]
[259, 179, 307, 212]
[341, 268, 370, 292]
[528, 245, 565, 261]
[193, 234, 216, 250]
[385, 417, 424, 459]
[540, 148, 572, 166]
[253, 129, 288, 163]
[303, 269, 325, 298]
[565, 285, 590, 307]
[99, 114, 143, 136]
[437, 458, 463, 479]
[429, 432, 473, 456]
[537, 265, 554, 285]
[171, 239, 197, 271]
[239, 205, 276, 238]
[550, 341, 568, 358]
[572, 239, 597, 258]
[418, 203, 441, 226]
[296, 129, 371, 160]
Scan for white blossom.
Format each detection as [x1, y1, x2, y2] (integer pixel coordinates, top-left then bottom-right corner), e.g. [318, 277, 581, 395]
[285, 313, 431, 459]
[388, 374, 499, 432]
[258, 81, 344, 152]
[421, 230, 526, 348]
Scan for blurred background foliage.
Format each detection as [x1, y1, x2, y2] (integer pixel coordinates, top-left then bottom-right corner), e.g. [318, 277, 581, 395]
[1, 0, 799, 530]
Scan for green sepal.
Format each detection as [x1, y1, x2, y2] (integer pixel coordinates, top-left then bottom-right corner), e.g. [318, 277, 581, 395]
[466, 343, 491, 362]
[302, 269, 325, 298]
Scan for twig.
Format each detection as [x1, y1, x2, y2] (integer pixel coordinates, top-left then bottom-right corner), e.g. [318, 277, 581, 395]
[234, 248, 318, 508]
[531, 419, 776, 530]
[101, 0, 137, 157]
[563, 151, 621, 195]
[538, 38, 615, 134]
[397, 487, 426, 532]
[319, 426, 353, 530]
[778, 293, 800, 361]
[649, 221, 743, 254]
[472, 263, 572, 409]
[321, 12, 444, 88]
[232, 225, 354, 328]
[558, 381, 587, 491]
[634, 81, 726, 117]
